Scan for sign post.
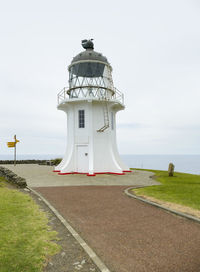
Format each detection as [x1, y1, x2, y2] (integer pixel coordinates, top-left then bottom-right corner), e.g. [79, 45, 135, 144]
[7, 135, 20, 166]
[14, 135, 16, 166]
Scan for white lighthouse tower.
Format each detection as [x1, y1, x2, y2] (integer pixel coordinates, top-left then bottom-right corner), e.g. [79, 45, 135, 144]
[55, 39, 130, 176]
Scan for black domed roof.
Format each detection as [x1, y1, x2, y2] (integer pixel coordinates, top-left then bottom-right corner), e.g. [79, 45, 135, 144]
[69, 40, 111, 77]
[71, 49, 109, 65]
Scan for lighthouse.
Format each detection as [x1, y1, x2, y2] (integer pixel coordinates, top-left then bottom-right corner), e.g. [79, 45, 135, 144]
[55, 39, 130, 176]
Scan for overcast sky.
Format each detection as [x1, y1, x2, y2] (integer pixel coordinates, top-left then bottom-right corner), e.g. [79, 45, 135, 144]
[1, 0, 200, 157]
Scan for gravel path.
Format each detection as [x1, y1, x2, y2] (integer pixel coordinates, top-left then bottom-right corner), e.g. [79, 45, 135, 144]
[35, 186, 200, 272]
[2, 164, 159, 187]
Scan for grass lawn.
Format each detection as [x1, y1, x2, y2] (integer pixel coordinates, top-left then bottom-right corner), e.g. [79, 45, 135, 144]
[132, 169, 200, 211]
[0, 177, 60, 272]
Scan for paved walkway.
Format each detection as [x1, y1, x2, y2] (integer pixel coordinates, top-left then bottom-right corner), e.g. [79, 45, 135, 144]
[3, 164, 200, 271]
[3, 164, 159, 187]
[35, 186, 200, 272]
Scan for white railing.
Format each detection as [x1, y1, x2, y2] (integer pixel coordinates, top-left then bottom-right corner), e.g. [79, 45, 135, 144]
[57, 87, 68, 104]
[57, 86, 124, 105]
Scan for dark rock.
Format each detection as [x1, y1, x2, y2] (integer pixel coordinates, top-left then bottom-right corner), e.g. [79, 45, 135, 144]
[168, 163, 175, 177]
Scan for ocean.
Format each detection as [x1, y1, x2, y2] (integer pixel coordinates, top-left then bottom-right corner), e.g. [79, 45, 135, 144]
[1, 154, 200, 175]
[121, 155, 200, 175]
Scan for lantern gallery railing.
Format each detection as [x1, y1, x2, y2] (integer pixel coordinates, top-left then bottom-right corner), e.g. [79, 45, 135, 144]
[57, 86, 124, 105]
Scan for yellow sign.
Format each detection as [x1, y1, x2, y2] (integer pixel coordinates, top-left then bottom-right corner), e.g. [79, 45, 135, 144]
[7, 135, 20, 149]
[7, 142, 16, 148]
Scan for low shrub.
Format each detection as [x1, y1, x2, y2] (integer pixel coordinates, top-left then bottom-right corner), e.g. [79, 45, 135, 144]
[51, 158, 62, 166]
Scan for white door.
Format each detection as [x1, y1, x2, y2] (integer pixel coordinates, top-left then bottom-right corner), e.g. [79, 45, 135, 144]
[77, 145, 89, 173]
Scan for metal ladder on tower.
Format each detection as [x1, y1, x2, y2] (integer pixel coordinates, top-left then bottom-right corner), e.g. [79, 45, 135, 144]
[97, 101, 109, 132]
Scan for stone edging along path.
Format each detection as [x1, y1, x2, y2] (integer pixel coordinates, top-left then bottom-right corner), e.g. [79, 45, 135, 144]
[124, 187, 200, 225]
[0, 166, 27, 187]
[28, 187, 111, 272]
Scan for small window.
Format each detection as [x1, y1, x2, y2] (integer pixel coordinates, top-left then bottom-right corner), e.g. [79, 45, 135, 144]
[79, 110, 85, 128]
[111, 112, 114, 130]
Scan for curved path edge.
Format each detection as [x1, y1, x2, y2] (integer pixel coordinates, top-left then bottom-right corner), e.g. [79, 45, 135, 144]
[27, 186, 111, 272]
[124, 187, 200, 224]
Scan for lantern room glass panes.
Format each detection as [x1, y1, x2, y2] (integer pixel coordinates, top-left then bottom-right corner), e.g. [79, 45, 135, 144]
[69, 62, 113, 90]
[68, 61, 114, 100]
[71, 62, 105, 78]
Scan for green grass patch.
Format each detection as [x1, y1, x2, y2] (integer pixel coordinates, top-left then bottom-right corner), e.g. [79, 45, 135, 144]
[0, 177, 60, 272]
[132, 169, 200, 210]
[0, 176, 7, 187]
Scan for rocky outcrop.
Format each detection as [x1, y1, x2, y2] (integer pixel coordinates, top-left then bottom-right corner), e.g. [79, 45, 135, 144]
[0, 166, 27, 188]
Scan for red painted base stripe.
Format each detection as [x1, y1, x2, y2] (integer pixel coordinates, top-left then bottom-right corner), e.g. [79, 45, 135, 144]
[108, 172, 125, 175]
[93, 172, 125, 175]
[123, 170, 132, 173]
[57, 171, 125, 176]
[73, 172, 87, 174]
[53, 170, 60, 172]
[58, 172, 87, 175]
[94, 172, 107, 175]
[58, 172, 73, 175]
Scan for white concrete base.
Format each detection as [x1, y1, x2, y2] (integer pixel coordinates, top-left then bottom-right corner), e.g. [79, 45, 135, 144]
[55, 98, 129, 174]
